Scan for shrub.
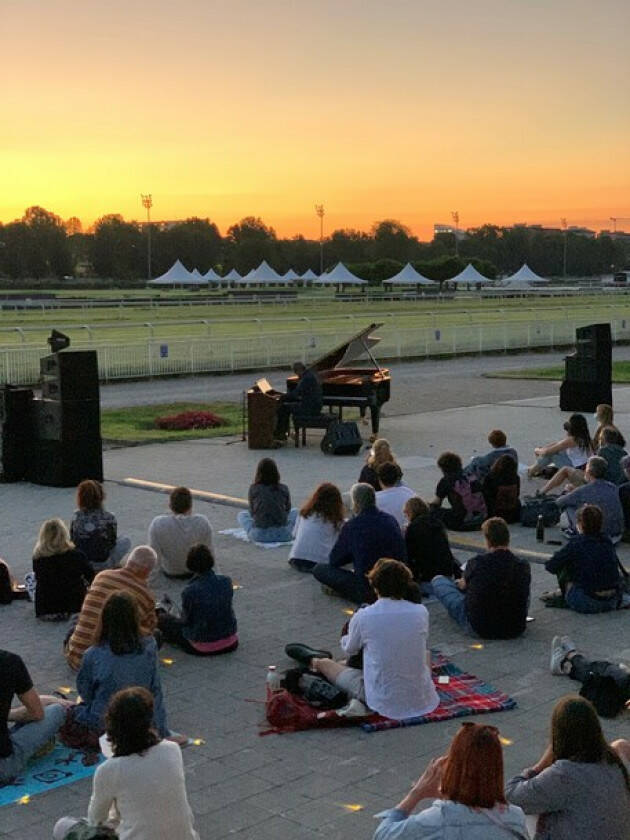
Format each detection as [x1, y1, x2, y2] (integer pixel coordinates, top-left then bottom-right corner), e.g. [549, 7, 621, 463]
[154, 410, 226, 431]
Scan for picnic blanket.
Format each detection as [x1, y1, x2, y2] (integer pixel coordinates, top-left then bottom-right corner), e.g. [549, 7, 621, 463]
[219, 527, 293, 549]
[0, 744, 103, 807]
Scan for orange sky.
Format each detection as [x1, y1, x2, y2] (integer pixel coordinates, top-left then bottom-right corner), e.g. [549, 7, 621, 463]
[2, 0, 629, 239]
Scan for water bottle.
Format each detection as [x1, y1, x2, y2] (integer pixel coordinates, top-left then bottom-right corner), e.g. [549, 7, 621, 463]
[266, 665, 281, 694]
[536, 514, 545, 543]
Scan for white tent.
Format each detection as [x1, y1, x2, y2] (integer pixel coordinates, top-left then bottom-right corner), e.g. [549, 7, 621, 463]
[202, 267, 221, 284]
[502, 264, 549, 286]
[247, 260, 283, 284]
[300, 269, 319, 281]
[222, 268, 242, 285]
[148, 259, 194, 286]
[384, 262, 434, 286]
[280, 269, 299, 283]
[234, 269, 255, 285]
[314, 262, 366, 285]
[188, 268, 207, 285]
[449, 263, 493, 285]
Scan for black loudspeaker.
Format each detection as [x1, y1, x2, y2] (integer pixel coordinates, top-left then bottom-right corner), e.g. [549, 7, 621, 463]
[320, 421, 363, 455]
[30, 398, 100, 441]
[27, 438, 103, 487]
[560, 380, 613, 413]
[40, 351, 99, 401]
[565, 357, 611, 382]
[575, 323, 612, 351]
[0, 387, 33, 482]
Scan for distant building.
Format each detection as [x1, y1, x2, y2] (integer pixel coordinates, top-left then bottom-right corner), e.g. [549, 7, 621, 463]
[433, 223, 467, 240]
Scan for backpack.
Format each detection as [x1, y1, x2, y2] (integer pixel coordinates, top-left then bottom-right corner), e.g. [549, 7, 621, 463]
[265, 689, 320, 732]
[453, 476, 487, 521]
[520, 494, 561, 527]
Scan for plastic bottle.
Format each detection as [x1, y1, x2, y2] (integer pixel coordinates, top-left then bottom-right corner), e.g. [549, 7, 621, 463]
[266, 665, 281, 693]
[536, 514, 545, 543]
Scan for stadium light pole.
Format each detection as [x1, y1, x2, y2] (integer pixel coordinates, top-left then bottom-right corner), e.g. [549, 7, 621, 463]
[561, 217, 568, 278]
[141, 194, 153, 283]
[315, 204, 325, 275]
[451, 210, 459, 257]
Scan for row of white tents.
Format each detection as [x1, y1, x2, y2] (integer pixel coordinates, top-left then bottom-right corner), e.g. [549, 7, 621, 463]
[149, 259, 549, 289]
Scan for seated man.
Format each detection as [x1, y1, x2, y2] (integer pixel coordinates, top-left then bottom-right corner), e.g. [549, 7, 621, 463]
[432, 517, 531, 638]
[274, 361, 323, 441]
[619, 455, 630, 536]
[0, 649, 68, 782]
[375, 463, 415, 529]
[312, 483, 406, 604]
[287, 559, 439, 721]
[464, 428, 518, 480]
[544, 504, 621, 613]
[148, 486, 213, 578]
[65, 545, 158, 671]
[555, 455, 624, 539]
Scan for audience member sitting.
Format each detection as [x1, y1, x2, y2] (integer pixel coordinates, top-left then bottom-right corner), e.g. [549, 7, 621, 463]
[358, 438, 400, 491]
[0, 559, 28, 604]
[432, 517, 531, 638]
[375, 462, 415, 528]
[528, 412, 592, 478]
[289, 483, 345, 572]
[312, 483, 407, 604]
[157, 544, 238, 656]
[70, 480, 131, 571]
[592, 402, 625, 451]
[464, 428, 518, 480]
[148, 486, 213, 578]
[65, 545, 158, 671]
[54, 687, 200, 840]
[374, 722, 527, 839]
[403, 497, 459, 591]
[0, 648, 68, 783]
[32, 518, 94, 621]
[237, 458, 297, 543]
[555, 455, 625, 539]
[430, 451, 487, 531]
[505, 696, 630, 840]
[288, 559, 438, 720]
[64, 592, 169, 744]
[543, 504, 621, 612]
[541, 425, 628, 495]
[619, 454, 630, 535]
[482, 453, 521, 523]
[550, 635, 630, 718]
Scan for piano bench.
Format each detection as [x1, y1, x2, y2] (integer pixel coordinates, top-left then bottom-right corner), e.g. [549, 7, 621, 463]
[293, 413, 338, 448]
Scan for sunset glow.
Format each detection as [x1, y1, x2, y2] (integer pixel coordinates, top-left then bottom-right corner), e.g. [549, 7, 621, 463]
[2, 0, 629, 238]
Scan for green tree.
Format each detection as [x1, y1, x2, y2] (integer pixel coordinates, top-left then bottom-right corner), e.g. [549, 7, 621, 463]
[17, 206, 72, 278]
[90, 215, 143, 280]
[155, 217, 222, 276]
[327, 229, 371, 265]
[225, 216, 277, 273]
[370, 219, 417, 262]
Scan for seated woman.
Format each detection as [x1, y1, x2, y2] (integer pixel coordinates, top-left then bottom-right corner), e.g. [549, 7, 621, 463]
[63, 592, 170, 745]
[544, 504, 621, 613]
[541, 425, 627, 495]
[54, 687, 199, 840]
[429, 452, 487, 531]
[528, 412, 592, 479]
[506, 696, 630, 840]
[374, 722, 527, 839]
[70, 479, 131, 571]
[482, 454, 521, 523]
[237, 458, 297, 542]
[289, 483, 345, 572]
[592, 402, 625, 451]
[157, 544, 238, 656]
[403, 497, 459, 592]
[358, 438, 401, 491]
[31, 518, 94, 620]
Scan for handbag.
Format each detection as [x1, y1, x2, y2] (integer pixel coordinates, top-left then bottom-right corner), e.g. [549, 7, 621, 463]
[520, 494, 560, 527]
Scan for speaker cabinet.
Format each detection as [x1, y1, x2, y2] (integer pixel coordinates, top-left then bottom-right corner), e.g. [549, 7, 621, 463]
[560, 380, 613, 413]
[40, 351, 99, 401]
[0, 387, 33, 482]
[31, 398, 100, 442]
[27, 437, 103, 487]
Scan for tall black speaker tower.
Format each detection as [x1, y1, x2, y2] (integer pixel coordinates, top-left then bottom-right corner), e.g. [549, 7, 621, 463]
[560, 323, 612, 412]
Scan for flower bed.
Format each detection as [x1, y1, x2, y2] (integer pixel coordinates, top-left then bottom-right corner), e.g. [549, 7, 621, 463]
[154, 410, 227, 431]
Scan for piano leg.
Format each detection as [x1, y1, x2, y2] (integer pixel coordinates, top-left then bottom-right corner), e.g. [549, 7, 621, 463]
[369, 405, 380, 435]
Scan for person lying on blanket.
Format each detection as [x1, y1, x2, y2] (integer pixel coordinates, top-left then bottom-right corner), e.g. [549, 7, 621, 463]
[286, 558, 439, 720]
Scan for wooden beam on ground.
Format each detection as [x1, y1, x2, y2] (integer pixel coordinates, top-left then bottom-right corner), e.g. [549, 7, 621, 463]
[449, 535, 552, 565]
[113, 477, 248, 509]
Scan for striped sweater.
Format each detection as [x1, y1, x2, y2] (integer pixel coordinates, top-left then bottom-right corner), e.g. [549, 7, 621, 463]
[65, 567, 157, 671]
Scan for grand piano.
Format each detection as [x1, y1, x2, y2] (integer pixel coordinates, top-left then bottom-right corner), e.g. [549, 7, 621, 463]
[287, 322, 390, 435]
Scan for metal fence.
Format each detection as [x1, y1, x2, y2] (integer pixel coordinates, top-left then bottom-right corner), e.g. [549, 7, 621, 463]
[3, 314, 630, 386]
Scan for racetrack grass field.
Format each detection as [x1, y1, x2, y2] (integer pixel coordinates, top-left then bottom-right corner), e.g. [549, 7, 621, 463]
[101, 401, 242, 444]
[487, 361, 630, 382]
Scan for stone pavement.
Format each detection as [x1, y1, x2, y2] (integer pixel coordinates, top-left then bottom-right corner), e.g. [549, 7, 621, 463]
[1, 368, 630, 839]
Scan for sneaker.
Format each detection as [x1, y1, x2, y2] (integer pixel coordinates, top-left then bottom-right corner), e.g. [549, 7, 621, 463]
[285, 643, 333, 666]
[550, 635, 576, 675]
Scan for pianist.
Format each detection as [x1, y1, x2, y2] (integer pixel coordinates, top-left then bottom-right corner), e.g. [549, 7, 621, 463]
[274, 362, 323, 441]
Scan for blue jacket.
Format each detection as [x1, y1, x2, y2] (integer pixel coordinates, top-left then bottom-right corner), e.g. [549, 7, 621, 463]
[546, 533, 621, 595]
[329, 506, 406, 578]
[181, 570, 237, 643]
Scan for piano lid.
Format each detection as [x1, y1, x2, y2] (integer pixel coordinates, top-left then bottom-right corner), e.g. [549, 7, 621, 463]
[307, 323, 383, 371]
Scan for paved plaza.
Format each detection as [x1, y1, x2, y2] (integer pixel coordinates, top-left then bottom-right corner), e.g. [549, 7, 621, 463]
[1, 353, 629, 839]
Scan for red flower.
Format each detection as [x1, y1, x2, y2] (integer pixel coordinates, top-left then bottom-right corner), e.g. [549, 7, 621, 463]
[155, 410, 226, 431]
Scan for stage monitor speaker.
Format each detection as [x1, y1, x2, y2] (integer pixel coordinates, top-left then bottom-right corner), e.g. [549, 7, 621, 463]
[40, 351, 99, 401]
[27, 437, 103, 487]
[0, 387, 33, 482]
[30, 398, 100, 441]
[560, 380, 613, 413]
[564, 357, 611, 382]
[575, 323, 612, 350]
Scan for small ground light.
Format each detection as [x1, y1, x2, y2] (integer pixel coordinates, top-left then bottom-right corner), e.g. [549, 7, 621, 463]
[499, 736, 513, 746]
[342, 608, 354, 616]
[161, 658, 174, 665]
[341, 803, 364, 812]
[233, 584, 242, 590]
[57, 686, 73, 694]
[18, 795, 30, 805]
[192, 738, 205, 746]
[469, 644, 484, 650]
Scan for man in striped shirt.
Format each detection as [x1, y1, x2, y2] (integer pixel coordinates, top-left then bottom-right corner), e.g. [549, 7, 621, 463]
[65, 545, 158, 671]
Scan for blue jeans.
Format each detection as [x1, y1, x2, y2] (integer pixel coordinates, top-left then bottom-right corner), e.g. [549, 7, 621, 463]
[237, 509, 297, 543]
[565, 584, 618, 614]
[535, 450, 574, 470]
[91, 536, 132, 572]
[312, 564, 374, 604]
[0, 703, 66, 782]
[431, 575, 476, 635]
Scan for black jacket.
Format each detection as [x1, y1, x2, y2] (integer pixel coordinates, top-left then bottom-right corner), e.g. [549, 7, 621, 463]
[405, 514, 456, 582]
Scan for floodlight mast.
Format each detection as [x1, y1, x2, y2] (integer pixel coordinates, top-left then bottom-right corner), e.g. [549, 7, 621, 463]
[451, 210, 460, 257]
[141, 194, 153, 283]
[315, 204, 325, 275]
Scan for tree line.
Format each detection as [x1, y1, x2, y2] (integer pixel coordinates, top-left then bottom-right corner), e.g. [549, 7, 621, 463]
[0, 206, 627, 284]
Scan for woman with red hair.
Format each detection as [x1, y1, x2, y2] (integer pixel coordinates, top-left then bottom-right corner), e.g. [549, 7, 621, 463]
[374, 722, 527, 839]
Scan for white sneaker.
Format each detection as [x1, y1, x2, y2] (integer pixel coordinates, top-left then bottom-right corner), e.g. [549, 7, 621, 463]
[550, 635, 576, 675]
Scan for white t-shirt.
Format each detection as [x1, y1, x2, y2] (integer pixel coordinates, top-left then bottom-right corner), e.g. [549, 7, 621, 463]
[88, 740, 199, 840]
[375, 485, 416, 529]
[341, 598, 439, 720]
[289, 514, 342, 565]
[148, 513, 212, 575]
